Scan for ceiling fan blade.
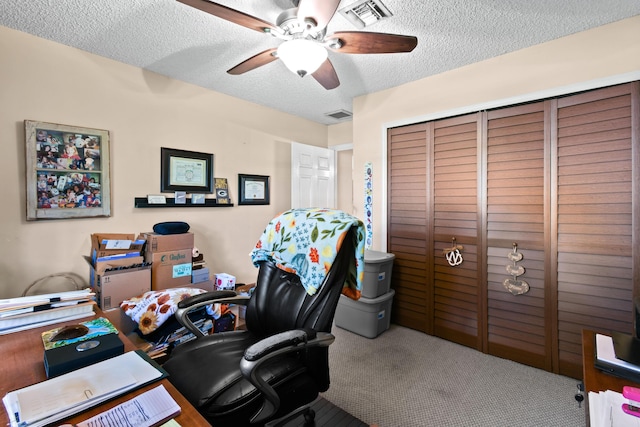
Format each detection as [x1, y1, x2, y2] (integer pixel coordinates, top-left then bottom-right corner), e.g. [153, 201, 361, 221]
[177, 0, 277, 33]
[297, 0, 341, 32]
[227, 48, 278, 75]
[327, 31, 418, 54]
[312, 58, 340, 90]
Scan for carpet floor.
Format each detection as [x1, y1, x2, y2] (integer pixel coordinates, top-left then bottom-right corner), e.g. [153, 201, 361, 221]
[321, 324, 585, 427]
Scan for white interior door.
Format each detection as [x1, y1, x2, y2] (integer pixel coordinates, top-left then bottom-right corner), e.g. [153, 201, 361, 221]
[291, 142, 335, 209]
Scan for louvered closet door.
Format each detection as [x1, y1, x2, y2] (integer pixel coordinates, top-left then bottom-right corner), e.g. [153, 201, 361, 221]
[485, 102, 550, 370]
[555, 84, 636, 378]
[432, 114, 481, 349]
[388, 123, 430, 332]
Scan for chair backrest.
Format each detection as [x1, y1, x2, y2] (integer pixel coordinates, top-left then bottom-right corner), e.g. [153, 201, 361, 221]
[245, 227, 356, 337]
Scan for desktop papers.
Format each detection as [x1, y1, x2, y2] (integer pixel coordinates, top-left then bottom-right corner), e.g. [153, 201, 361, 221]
[2, 351, 165, 427]
[589, 390, 640, 427]
[76, 384, 180, 427]
[0, 289, 95, 335]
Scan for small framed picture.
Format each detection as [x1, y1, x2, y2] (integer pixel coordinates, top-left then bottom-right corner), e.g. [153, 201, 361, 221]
[147, 194, 167, 204]
[191, 194, 205, 204]
[174, 191, 186, 204]
[238, 174, 270, 205]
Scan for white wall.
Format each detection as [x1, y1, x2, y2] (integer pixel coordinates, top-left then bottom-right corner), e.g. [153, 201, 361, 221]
[0, 25, 328, 298]
[351, 16, 640, 251]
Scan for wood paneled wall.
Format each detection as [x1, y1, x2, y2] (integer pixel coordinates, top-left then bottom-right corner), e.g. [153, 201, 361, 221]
[387, 82, 639, 378]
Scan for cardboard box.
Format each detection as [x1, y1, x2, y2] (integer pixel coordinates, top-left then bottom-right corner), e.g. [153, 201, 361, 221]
[147, 249, 193, 290]
[92, 264, 152, 310]
[91, 233, 145, 259]
[85, 255, 145, 276]
[139, 232, 194, 253]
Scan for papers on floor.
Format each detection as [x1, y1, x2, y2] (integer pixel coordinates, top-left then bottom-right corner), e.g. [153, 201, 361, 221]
[2, 350, 166, 427]
[589, 389, 640, 427]
[76, 384, 180, 427]
[0, 289, 95, 335]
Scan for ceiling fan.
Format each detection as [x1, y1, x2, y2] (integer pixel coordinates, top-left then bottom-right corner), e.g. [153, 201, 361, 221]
[177, 0, 418, 90]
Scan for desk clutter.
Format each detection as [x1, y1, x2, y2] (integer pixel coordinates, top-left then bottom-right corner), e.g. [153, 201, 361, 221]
[0, 289, 96, 335]
[589, 332, 640, 426]
[589, 387, 640, 426]
[85, 224, 253, 362]
[1, 222, 252, 427]
[1, 223, 252, 426]
[2, 350, 171, 427]
[87, 226, 240, 309]
[73, 384, 181, 427]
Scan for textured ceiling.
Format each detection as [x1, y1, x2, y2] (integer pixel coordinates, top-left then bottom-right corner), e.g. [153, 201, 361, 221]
[1, 0, 639, 125]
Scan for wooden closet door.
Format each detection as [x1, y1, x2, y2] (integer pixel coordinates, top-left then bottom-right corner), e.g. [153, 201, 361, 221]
[388, 123, 431, 332]
[386, 82, 638, 379]
[432, 114, 482, 349]
[555, 83, 637, 378]
[485, 102, 550, 370]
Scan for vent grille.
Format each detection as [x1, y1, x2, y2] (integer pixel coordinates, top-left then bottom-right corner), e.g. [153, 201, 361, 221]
[339, 0, 393, 29]
[325, 110, 353, 120]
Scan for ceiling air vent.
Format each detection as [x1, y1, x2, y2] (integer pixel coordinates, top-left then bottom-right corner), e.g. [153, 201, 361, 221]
[338, 0, 393, 29]
[325, 109, 353, 120]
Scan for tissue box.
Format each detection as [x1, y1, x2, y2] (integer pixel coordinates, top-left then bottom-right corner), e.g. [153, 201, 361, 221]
[44, 333, 124, 378]
[215, 273, 236, 290]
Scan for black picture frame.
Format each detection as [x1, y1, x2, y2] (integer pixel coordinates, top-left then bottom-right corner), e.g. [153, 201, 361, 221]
[238, 174, 270, 205]
[161, 147, 213, 193]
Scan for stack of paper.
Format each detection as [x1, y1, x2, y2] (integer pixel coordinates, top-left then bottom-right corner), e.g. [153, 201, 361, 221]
[589, 390, 640, 427]
[2, 351, 166, 427]
[0, 289, 95, 334]
[76, 385, 180, 427]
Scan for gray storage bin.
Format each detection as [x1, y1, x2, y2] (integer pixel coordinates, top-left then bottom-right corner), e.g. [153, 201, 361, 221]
[361, 250, 395, 298]
[334, 289, 395, 338]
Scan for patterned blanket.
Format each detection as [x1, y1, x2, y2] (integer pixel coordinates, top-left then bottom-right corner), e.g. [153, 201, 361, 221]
[250, 208, 365, 299]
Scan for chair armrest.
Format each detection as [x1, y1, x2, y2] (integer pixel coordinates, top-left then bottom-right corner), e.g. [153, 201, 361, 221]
[239, 329, 335, 424]
[174, 290, 250, 338]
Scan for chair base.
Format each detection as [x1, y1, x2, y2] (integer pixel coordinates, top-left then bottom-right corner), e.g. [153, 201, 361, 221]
[265, 397, 319, 427]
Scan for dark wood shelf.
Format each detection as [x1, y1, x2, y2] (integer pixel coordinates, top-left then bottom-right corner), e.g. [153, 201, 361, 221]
[134, 197, 233, 208]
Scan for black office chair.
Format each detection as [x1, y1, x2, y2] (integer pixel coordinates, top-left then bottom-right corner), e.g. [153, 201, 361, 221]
[163, 214, 361, 427]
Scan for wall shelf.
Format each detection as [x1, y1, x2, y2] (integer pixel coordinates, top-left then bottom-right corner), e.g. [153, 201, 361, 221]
[134, 197, 233, 208]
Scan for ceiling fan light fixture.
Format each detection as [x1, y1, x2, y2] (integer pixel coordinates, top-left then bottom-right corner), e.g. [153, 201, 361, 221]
[277, 39, 327, 77]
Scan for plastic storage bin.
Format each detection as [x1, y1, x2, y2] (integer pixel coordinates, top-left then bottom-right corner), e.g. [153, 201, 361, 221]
[334, 289, 395, 338]
[361, 250, 395, 299]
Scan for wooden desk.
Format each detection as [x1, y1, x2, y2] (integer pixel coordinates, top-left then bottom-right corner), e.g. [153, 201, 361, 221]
[0, 306, 211, 426]
[582, 329, 640, 426]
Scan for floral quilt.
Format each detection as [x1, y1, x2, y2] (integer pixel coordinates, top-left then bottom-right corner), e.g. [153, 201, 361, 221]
[250, 208, 365, 299]
[121, 287, 222, 335]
